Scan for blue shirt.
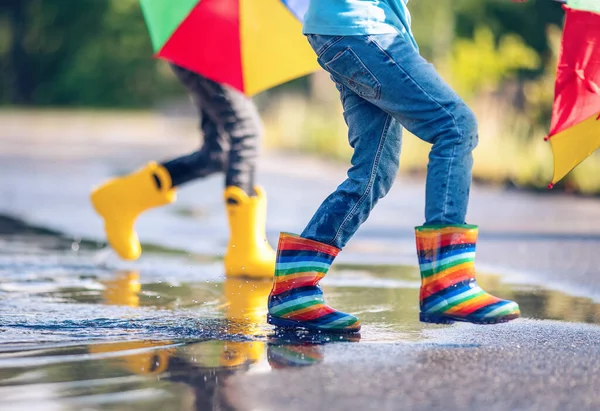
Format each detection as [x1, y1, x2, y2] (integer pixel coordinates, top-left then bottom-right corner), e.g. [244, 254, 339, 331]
[303, 0, 416, 48]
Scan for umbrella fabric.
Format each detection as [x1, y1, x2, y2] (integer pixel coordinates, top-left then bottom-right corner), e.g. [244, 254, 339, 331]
[568, 0, 600, 13]
[546, 3, 600, 186]
[140, 0, 318, 96]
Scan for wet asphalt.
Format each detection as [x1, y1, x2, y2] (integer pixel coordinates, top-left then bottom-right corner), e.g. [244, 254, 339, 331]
[1, 131, 600, 410]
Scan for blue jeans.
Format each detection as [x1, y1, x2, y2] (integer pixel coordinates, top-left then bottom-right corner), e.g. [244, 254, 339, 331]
[300, 34, 478, 249]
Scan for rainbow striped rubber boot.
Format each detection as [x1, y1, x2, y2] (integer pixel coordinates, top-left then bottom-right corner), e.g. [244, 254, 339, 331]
[267, 233, 361, 333]
[416, 225, 520, 324]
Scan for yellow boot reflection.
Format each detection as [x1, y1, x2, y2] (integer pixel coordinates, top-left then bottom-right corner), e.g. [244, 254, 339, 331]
[88, 271, 176, 375]
[219, 277, 272, 367]
[88, 340, 176, 375]
[162, 277, 272, 371]
[102, 270, 141, 306]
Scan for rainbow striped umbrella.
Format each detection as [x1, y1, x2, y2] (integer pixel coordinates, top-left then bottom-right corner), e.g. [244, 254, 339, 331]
[546, 0, 600, 187]
[140, 0, 318, 96]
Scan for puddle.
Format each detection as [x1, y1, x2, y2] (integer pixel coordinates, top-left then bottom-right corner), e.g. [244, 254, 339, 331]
[2, 224, 600, 410]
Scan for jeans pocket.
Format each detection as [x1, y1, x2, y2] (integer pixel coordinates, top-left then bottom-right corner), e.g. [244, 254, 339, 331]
[324, 47, 381, 100]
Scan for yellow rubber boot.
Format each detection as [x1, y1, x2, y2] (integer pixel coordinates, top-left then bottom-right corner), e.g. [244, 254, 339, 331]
[223, 185, 276, 279]
[90, 162, 176, 260]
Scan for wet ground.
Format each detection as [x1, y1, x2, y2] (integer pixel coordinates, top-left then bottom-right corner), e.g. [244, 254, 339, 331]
[2, 218, 600, 411]
[3, 131, 600, 410]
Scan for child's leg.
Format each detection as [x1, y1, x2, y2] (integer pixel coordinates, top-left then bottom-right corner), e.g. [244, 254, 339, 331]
[309, 34, 477, 229]
[305, 34, 518, 324]
[91, 64, 274, 272]
[192, 77, 260, 195]
[299, 91, 402, 249]
[168, 70, 274, 278]
[163, 64, 259, 195]
[267, 95, 394, 332]
[161, 111, 229, 186]
[268, 33, 517, 330]
[299, 38, 404, 249]
[267, 36, 401, 333]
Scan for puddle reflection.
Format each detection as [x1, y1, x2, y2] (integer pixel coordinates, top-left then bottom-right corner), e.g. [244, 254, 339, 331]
[4, 259, 600, 409]
[102, 270, 142, 307]
[84, 273, 357, 410]
[5, 221, 600, 409]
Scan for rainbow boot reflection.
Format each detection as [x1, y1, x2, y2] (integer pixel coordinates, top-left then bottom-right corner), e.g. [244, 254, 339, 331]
[267, 332, 361, 369]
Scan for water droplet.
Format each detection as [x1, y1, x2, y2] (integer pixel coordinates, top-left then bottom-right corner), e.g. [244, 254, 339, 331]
[71, 243, 79, 251]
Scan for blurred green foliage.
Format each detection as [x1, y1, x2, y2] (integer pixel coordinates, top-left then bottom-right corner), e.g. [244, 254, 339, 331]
[5, 0, 600, 194]
[449, 26, 541, 100]
[0, 0, 181, 106]
[0, 0, 565, 108]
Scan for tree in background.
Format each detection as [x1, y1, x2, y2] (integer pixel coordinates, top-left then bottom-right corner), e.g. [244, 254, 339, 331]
[0, 0, 565, 110]
[0, 0, 180, 107]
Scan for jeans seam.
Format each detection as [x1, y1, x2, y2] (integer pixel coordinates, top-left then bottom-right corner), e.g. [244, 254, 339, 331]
[312, 35, 344, 58]
[369, 36, 464, 224]
[441, 139, 458, 224]
[368, 36, 462, 144]
[330, 113, 393, 247]
[334, 80, 346, 102]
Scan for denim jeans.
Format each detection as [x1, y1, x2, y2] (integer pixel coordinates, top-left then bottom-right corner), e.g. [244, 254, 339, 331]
[301, 34, 478, 249]
[162, 64, 260, 195]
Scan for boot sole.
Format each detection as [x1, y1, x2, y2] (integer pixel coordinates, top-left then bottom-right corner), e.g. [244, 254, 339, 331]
[420, 312, 520, 325]
[267, 315, 361, 334]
